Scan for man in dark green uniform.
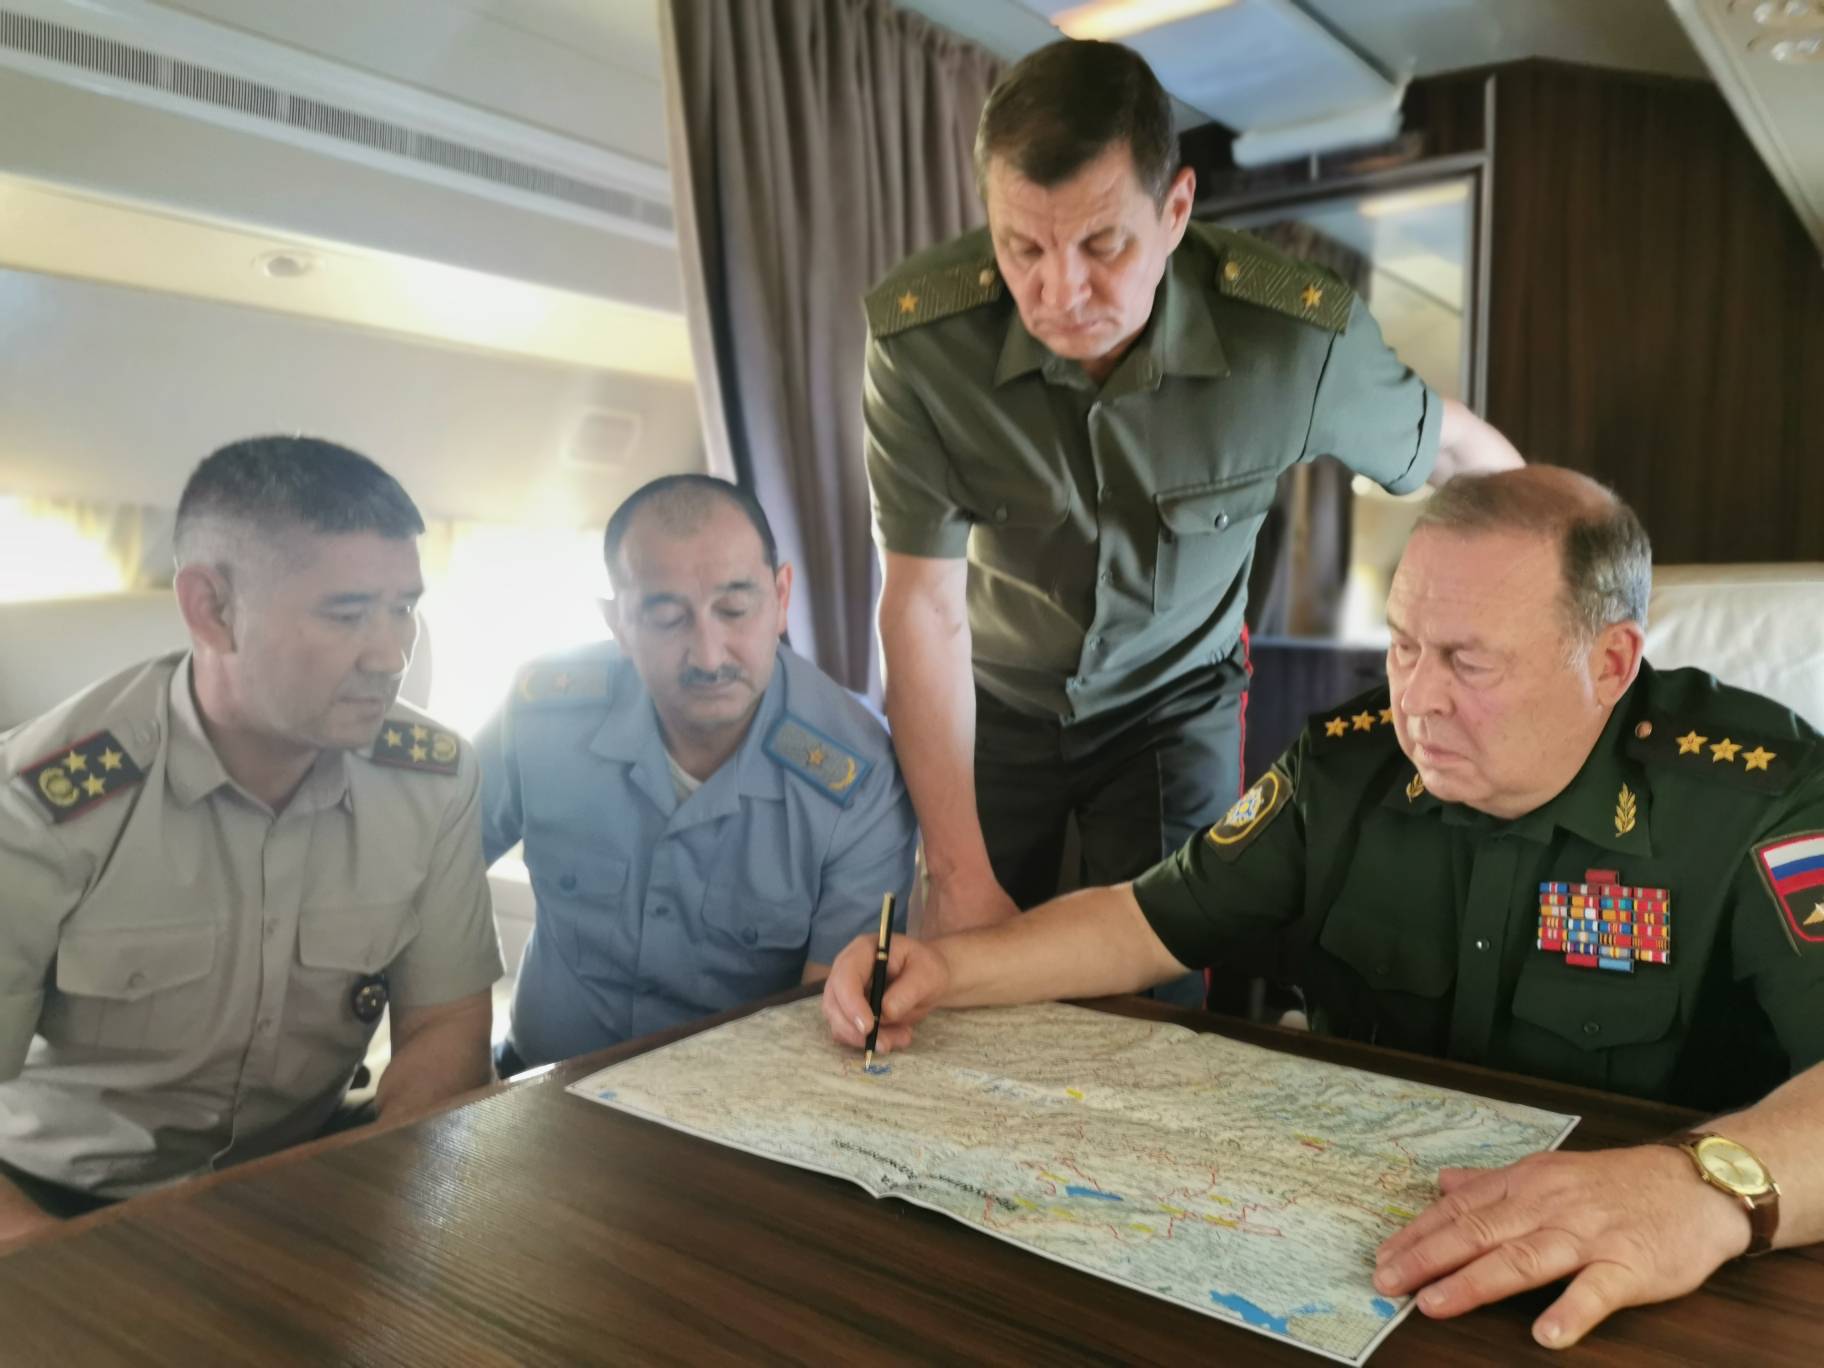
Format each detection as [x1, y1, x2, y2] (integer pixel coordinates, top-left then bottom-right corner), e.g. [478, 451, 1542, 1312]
[863, 41, 1522, 981]
[824, 466, 1824, 1349]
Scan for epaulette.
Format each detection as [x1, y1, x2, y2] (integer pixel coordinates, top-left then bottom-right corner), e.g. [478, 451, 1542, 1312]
[1627, 715, 1811, 797]
[371, 719, 461, 776]
[1308, 696, 1398, 754]
[864, 254, 1003, 339]
[513, 661, 611, 708]
[1214, 236, 1351, 333]
[763, 714, 872, 808]
[15, 729, 144, 824]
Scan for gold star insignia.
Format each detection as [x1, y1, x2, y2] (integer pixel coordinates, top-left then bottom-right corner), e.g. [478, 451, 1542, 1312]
[1324, 716, 1348, 738]
[1379, 708, 1394, 725]
[410, 744, 428, 762]
[62, 750, 87, 773]
[1742, 746, 1775, 772]
[1710, 737, 1741, 764]
[1301, 283, 1324, 309]
[411, 725, 429, 743]
[384, 728, 403, 748]
[1405, 773, 1425, 802]
[98, 748, 124, 771]
[896, 291, 918, 315]
[1676, 730, 1706, 755]
[806, 746, 825, 768]
[81, 774, 106, 798]
[1351, 711, 1376, 731]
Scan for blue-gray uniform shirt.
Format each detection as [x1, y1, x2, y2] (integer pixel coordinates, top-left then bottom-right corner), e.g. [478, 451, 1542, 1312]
[476, 639, 917, 1065]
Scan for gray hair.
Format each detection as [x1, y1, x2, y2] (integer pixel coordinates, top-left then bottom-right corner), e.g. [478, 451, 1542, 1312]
[1412, 469, 1652, 652]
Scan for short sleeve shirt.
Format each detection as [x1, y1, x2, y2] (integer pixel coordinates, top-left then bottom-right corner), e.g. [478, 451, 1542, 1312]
[1132, 664, 1824, 1112]
[475, 641, 918, 1067]
[0, 653, 503, 1197]
[864, 223, 1441, 721]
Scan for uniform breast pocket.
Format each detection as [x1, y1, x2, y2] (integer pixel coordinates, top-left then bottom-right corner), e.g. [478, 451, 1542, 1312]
[1153, 474, 1280, 612]
[1313, 897, 1456, 1048]
[296, 900, 419, 1040]
[43, 922, 218, 1054]
[1507, 962, 1681, 1097]
[698, 883, 811, 1002]
[529, 847, 630, 974]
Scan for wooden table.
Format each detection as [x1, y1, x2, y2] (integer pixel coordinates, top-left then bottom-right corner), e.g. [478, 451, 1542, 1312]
[3, 993, 1820, 1365]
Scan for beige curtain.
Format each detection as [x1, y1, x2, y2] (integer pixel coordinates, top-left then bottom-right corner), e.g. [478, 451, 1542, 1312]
[661, 0, 1002, 695]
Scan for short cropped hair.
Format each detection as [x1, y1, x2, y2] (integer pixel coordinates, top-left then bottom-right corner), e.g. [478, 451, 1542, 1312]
[603, 474, 779, 588]
[1412, 471, 1653, 648]
[174, 435, 424, 563]
[975, 40, 1177, 204]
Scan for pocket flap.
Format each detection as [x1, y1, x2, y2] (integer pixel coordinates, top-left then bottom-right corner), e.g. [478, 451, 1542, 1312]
[298, 901, 418, 974]
[531, 846, 629, 901]
[1511, 967, 1679, 1052]
[1155, 475, 1279, 536]
[1318, 902, 1455, 998]
[704, 883, 810, 951]
[56, 923, 217, 1001]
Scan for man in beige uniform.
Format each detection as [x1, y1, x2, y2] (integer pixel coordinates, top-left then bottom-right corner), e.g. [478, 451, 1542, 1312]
[0, 436, 502, 1244]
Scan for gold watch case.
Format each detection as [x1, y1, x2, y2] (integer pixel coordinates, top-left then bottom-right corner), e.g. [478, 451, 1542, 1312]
[1688, 1135, 1775, 1198]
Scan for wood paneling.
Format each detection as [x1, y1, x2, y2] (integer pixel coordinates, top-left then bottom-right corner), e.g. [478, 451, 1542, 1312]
[1486, 61, 1824, 564]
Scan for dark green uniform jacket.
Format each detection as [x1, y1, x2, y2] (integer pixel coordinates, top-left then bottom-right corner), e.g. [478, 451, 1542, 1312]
[863, 223, 1441, 723]
[1134, 663, 1824, 1112]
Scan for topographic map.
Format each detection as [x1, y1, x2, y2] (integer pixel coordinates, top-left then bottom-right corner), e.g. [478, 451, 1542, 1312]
[569, 999, 1577, 1364]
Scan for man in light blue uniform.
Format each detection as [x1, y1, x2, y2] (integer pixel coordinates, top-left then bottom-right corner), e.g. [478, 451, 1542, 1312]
[477, 475, 917, 1070]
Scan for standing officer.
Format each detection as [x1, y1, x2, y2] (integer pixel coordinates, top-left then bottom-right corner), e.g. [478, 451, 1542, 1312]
[477, 475, 916, 1072]
[0, 437, 503, 1246]
[864, 40, 1522, 982]
[825, 466, 1824, 1350]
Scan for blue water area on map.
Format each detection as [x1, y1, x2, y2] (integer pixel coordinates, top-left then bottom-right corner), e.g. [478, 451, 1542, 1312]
[1066, 1186, 1123, 1201]
[1371, 1298, 1398, 1319]
[597, 1090, 617, 1100]
[1210, 1292, 1288, 1334]
[864, 1063, 892, 1076]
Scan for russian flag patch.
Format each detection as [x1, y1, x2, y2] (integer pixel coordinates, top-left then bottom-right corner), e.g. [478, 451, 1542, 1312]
[1754, 831, 1824, 947]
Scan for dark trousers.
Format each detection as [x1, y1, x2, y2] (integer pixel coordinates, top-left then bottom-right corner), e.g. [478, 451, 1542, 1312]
[974, 648, 1250, 1010]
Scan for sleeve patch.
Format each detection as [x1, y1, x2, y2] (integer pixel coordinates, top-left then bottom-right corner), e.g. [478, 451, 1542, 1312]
[1204, 767, 1292, 862]
[1753, 831, 1824, 951]
[371, 720, 461, 776]
[764, 716, 872, 808]
[15, 729, 144, 823]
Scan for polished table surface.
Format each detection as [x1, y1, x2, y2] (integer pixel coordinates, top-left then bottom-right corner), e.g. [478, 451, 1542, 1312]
[3, 991, 1820, 1366]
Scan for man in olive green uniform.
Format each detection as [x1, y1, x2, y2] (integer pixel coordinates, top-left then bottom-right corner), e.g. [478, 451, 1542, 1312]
[0, 437, 502, 1245]
[825, 466, 1824, 1349]
[863, 41, 1522, 977]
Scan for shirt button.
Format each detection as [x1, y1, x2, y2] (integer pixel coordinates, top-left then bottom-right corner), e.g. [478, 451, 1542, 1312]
[1067, 677, 1082, 690]
[1582, 1020, 1601, 1037]
[652, 904, 670, 918]
[257, 1018, 274, 1035]
[1474, 938, 1490, 952]
[126, 971, 146, 991]
[993, 504, 1009, 523]
[1215, 512, 1231, 530]
[559, 873, 577, 893]
[1099, 571, 1112, 586]
[1098, 486, 1113, 504]
[1090, 636, 1104, 652]
[741, 926, 759, 946]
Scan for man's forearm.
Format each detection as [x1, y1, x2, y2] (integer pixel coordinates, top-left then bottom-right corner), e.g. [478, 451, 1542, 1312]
[879, 579, 993, 887]
[375, 994, 493, 1121]
[1432, 399, 1524, 483]
[1709, 1059, 1824, 1250]
[937, 885, 1190, 1008]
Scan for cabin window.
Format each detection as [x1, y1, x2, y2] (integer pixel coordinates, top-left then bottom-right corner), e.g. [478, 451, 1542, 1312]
[0, 498, 133, 601]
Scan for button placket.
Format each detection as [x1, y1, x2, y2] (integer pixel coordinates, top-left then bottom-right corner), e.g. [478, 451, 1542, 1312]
[1447, 836, 1521, 1063]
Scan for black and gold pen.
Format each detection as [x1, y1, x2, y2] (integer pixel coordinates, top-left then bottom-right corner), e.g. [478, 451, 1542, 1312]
[862, 892, 896, 1071]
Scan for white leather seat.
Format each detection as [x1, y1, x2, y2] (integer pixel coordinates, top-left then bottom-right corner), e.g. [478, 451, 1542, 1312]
[1644, 564, 1824, 728]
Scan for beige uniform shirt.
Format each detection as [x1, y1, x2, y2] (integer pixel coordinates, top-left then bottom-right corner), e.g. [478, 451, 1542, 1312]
[0, 652, 502, 1197]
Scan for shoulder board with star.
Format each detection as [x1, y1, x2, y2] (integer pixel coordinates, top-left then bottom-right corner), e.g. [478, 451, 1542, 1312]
[371, 719, 462, 776]
[14, 729, 145, 824]
[865, 240, 1004, 340]
[1308, 694, 1400, 754]
[763, 714, 872, 808]
[1627, 716, 1811, 796]
[512, 661, 611, 709]
[1202, 228, 1352, 334]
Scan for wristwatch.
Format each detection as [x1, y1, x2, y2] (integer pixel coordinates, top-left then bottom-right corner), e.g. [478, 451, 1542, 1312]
[1653, 1131, 1781, 1257]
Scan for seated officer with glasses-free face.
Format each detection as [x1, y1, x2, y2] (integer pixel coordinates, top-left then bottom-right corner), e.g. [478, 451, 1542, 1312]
[477, 475, 916, 1074]
[0, 437, 502, 1248]
[824, 465, 1824, 1351]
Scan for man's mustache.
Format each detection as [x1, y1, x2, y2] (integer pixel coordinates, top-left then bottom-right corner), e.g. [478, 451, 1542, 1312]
[679, 664, 745, 689]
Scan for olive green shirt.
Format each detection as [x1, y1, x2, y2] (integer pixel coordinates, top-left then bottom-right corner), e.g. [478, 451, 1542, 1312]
[1133, 664, 1824, 1112]
[864, 223, 1441, 722]
[0, 653, 504, 1198]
